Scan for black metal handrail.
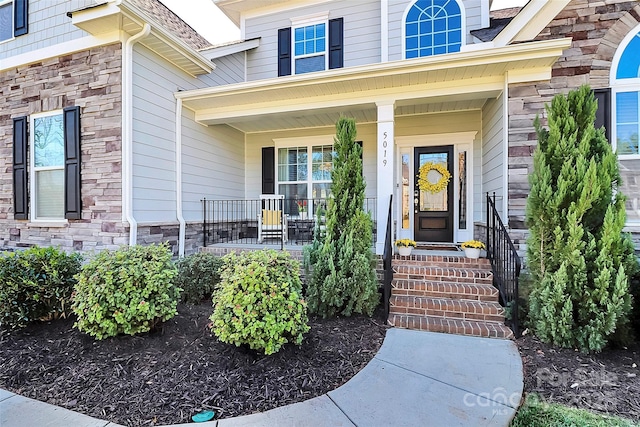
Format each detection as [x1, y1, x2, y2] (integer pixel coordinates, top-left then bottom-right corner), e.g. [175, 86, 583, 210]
[486, 192, 521, 337]
[382, 194, 393, 320]
[201, 197, 377, 248]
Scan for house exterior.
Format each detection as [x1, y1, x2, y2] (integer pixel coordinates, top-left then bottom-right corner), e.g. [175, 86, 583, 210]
[0, 0, 639, 257]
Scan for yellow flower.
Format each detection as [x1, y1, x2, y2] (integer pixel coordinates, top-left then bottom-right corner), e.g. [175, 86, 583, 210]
[395, 239, 417, 247]
[461, 240, 485, 249]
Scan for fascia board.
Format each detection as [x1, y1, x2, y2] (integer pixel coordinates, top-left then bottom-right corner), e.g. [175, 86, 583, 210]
[493, 0, 571, 46]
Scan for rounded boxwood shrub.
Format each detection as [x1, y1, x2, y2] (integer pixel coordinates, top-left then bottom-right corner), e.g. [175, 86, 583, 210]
[72, 243, 180, 340]
[175, 252, 223, 304]
[210, 250, 310, 355]
[0, 246, 82, 329]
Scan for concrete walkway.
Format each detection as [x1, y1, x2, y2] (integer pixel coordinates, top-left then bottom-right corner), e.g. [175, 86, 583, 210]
[0, 329, 523, 427]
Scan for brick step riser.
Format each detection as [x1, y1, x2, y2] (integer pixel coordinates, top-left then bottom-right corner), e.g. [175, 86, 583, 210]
[389, 307, 505, 323]
[388, 314, 514, 340]
[393, 275, 494, 286]
[394, 266, 492, 277]
[392, 259, 491, 269]
[389, 296, 505, 316]
[391, 289, 500, 303]
[392, 280, 500, 302]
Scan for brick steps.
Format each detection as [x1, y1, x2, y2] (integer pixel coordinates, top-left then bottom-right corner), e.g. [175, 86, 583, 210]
[388, 254, 513, 340]
[388, 313, 514, 339]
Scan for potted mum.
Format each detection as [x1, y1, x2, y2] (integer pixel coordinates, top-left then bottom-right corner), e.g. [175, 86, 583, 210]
[296, 200, 308, 220]
[460, 240, 485, 259]
[395, 239, 417, 256]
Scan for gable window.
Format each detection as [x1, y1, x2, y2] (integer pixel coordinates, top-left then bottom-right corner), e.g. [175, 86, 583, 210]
[13, 107, 82, 221]
[404, 0, 463, 59]
[611, 25, 640, 224]
[0, 0, 28, 42]
[278, 16, 343, 77]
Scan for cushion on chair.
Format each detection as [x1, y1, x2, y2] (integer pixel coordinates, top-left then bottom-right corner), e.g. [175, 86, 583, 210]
[262, 209, 282, 226]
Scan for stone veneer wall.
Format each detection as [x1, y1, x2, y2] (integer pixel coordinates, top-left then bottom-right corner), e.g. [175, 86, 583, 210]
[0, 43, 125, 252]
[507, 0, 640, 255]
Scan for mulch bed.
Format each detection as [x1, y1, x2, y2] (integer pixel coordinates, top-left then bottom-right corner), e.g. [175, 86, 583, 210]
[0, 303, 388, 426]
[517, 333, 640, 422]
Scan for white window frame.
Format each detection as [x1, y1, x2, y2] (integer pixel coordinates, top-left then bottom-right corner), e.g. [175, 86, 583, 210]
[274, 135, 335, 216]
[29, 110, 66, 222]
[0, 0, 14, 44]
[290, 12, 329, 75]
[610, 23, 640, 161]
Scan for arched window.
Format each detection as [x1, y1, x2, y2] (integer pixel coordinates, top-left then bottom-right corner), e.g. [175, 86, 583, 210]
[612, 27, 640, 156]
[404, 0, 463, 59]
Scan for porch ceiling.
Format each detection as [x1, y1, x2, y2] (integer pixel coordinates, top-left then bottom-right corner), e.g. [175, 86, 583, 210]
[177, 38, 571, 133]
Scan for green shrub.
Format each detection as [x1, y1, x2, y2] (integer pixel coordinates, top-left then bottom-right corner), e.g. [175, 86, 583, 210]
[72, 243, 180, 340]
[0, 246, 82, 329]
[210, 250, 310, 355]
[175, 252, 223, 304]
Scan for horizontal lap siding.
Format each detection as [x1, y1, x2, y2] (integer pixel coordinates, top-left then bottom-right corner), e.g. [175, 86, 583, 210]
[182, 119, 245, 221]
[387, 0, 483, 62]
[245, 0, 380, 81]
[1, 0, 93, 60]
[481, 95, 504, 221]
[202, 52, 245, 86]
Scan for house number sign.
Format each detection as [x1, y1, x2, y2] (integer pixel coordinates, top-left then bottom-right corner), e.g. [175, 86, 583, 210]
[382, 131, 388, 167]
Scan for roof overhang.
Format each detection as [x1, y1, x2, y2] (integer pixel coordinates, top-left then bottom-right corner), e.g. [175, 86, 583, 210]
[177, 38, 571, 132]
[493, 0, 571, 46]
[200, 37, 260, 60]
[68, 0, 214, 76]
[215, 0, 290, 26]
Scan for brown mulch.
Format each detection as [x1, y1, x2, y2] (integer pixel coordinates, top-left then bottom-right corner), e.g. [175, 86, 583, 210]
[517, 333, 640, 421]
[0, 303, 388, 426]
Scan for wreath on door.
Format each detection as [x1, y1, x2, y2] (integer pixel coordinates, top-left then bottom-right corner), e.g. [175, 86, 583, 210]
[417, 162, 451, 194]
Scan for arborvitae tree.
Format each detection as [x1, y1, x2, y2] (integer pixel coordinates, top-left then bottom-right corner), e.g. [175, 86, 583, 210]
[303, 117, 379, 317]
[526, 85, 638, 352]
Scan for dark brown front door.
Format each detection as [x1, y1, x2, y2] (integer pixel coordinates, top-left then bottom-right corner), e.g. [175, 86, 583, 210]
[414, 146, 454, 242]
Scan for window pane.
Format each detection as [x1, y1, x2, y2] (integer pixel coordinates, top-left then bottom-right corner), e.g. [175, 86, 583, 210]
[616, 31, 640, 79]
[0, 3, 12, 42]
[294, 27, 304, 41]
[295, 55, 325, 74]
[616, 91, 640, 155]
[312, 183, 331, 200]
[402, 154, 410, 229]
[405, 0, 462, 58]
[35, 169, 64, 219]
[312, 145, 335, 181]
[620, 158, 640, 223]
[278, 183, 308, 200]
[278, 147, 307, 181]
[34, 114, 65, 167]
[458, 151, 467, 229]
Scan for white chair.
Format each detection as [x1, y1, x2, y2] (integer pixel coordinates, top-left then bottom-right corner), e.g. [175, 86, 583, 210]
[257, 195, 288, 243]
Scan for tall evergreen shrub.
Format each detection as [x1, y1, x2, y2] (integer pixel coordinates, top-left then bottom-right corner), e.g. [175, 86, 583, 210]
[526, 85, 638, 352]
[304, 117, 379, 317]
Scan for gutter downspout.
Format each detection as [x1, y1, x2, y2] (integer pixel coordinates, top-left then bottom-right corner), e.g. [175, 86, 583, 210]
[175, 98, 186, 257]
[122, 23, 150, 246]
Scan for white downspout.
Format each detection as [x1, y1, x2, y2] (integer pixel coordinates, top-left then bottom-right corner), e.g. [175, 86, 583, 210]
[175, 98, 186, 257]
[122, 23, 150, 246]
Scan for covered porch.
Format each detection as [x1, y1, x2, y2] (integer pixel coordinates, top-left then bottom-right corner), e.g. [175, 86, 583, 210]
[176, 38, 570, 254]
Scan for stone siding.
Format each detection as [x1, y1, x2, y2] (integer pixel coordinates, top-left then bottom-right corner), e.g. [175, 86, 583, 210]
[0, 43, 125, 252]
[507, 0, 640, 248]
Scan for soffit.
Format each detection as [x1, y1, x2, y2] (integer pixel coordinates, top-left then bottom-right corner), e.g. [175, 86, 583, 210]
[178, 38, 571, 131]
[69, 1, 213, 76]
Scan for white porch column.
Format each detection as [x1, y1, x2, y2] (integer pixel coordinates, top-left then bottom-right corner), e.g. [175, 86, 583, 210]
[376, 101, 395, 255]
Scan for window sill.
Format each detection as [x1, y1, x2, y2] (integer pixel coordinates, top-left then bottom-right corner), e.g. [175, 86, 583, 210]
[27, 221, 69, 228]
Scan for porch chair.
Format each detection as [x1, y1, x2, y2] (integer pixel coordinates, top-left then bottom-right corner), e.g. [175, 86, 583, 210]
[257, 195, 288, 243]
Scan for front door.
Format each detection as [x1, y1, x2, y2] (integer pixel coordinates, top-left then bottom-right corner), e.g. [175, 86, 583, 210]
[414, 146, 454, 242]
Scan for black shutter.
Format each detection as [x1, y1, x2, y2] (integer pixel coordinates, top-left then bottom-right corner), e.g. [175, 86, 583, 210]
[262, 147, 275, 194]
[278, 28, 291, 77]
[14, 0, 28, 36]
[328, 18, 344, 69]
[593, 88, 611, 142]
[63, 106, 82, 220]
[13, 117, 28, 220]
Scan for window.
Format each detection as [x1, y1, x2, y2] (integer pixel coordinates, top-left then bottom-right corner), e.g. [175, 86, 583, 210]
[0, 0, 13, 42]
[13, 107, 81, 221]
[404, 0, 463, 59]
[278, 17, 343, 77]
[0, 0, 27, 42]
[294, 23, 326, 74]
[611, 26, 640, 224]
[277, 144, 336, 215]
[31, 111, 65, 219]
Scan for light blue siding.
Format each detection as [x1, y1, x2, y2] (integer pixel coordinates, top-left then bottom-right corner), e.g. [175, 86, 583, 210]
[132, 45, 245, 222]
[481, 93, 505, 220]
[245, 0, 380, 81]
[0, 0, 93, 60]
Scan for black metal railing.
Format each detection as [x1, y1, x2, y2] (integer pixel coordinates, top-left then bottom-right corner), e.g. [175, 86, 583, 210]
[486, 192, 521, 337]
[382, 194, 393, 320]
[202, 197, 377, 248]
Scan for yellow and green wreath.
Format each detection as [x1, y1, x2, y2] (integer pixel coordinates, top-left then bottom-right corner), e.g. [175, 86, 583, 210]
[417, 162, 451, 194]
